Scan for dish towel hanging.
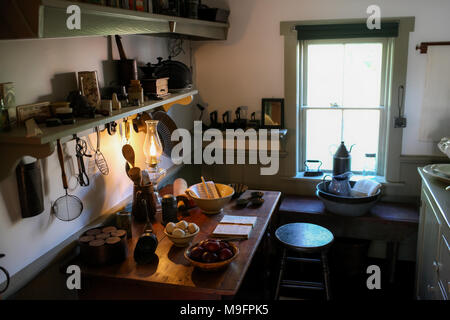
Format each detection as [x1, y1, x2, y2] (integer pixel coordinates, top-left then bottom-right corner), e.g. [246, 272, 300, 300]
[419, 46, 450, 142]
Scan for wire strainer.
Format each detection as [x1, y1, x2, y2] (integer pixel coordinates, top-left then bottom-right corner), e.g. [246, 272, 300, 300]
[94, 126, 109, 175]
[53, 140, 83, 222]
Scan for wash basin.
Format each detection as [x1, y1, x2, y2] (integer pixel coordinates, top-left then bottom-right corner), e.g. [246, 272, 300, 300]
[316, 181, 381, 216]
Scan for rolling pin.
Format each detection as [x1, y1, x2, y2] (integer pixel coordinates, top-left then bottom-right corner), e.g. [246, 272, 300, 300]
[173, 178, 189, 214]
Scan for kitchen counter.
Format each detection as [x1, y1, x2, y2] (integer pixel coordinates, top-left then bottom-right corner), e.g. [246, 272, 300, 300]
[418, 168, 450, 229]
[416, 168, 450, 300]
[77, 189, 281, 300]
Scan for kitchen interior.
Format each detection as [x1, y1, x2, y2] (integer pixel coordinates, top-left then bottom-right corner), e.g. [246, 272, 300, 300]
[0, 0, 449, 303]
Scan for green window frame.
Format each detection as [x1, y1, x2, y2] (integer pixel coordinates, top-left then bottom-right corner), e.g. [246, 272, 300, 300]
[280, 17, 415, 182]
[299, 37, 391, 175]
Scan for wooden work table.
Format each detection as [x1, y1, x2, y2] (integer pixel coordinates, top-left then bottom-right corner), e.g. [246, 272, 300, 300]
[78, 189, 281, 300]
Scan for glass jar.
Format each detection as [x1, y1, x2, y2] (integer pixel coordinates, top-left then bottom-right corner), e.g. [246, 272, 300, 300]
[362, 153, 377, 177]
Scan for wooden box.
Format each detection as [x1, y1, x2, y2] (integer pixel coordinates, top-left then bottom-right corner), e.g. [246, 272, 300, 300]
[141, 77, 169, 98]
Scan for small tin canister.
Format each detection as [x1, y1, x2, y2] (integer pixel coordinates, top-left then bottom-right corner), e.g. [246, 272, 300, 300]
[116, 211, 132, 238]
[162, 194, 178, 225]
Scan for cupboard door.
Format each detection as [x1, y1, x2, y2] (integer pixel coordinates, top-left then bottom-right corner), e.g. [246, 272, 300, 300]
[418, 190, 441, 300]
[438, 229, 450, 299]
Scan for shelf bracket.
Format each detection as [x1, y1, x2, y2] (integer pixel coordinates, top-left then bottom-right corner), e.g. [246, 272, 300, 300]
[0, 142, 55, 181]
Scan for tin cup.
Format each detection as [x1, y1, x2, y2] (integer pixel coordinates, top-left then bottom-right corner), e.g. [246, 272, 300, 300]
[116, 211, 132, 238]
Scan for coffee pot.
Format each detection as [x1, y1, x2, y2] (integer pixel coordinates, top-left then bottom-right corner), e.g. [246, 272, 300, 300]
[333, 141, 355, 176]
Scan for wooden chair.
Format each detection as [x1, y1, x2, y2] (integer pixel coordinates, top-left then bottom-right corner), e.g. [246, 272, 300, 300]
[274, 223, 334, 300]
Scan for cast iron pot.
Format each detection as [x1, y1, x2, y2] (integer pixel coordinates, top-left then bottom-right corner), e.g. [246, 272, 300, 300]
[140, 57, 192, 91]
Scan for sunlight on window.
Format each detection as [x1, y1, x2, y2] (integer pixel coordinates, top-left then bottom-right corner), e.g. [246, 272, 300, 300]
[306, 109, 342, 170]
[304, 41, 384, 173]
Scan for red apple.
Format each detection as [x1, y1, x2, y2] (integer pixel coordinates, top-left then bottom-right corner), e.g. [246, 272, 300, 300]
[190, 246, 205, 260]
[218, 248, 233, 261]
[205, 240, 220, 253]
[202, 251, 218, 263]
[219, 241, 230, 249]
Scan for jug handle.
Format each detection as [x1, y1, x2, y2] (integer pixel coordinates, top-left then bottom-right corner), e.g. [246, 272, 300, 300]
[349, 144, 356, 153]
[322, 175, 332, 192]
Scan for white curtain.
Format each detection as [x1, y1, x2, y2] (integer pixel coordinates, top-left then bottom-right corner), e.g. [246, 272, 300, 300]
[419, 46, 450, 142]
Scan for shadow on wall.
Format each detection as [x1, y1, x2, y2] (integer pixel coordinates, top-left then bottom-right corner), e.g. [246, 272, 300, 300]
[37, 73, 78, 102]
[0, 174, 21, 224]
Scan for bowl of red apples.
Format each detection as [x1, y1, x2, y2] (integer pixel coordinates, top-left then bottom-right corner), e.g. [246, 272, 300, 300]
[184, 239, 239, 271]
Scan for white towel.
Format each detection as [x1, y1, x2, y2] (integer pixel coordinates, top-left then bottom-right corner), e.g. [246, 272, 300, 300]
[419, 46, 450, 142]
[351, 179, 381, 197]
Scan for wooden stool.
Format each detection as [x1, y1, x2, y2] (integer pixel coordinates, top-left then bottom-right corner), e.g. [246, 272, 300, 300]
[274, 223, 334, 300]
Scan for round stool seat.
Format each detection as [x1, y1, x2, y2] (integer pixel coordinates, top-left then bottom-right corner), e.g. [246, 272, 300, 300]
[275, 223, 334, 252]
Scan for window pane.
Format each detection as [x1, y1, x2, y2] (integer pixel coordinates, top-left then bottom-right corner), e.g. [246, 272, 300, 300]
[307, 44, 344, 107]
[306, 42, 383, 108]
[343, 43, 383, 107]
[342, 110, 380, 172]
[305, 109, 342, 171]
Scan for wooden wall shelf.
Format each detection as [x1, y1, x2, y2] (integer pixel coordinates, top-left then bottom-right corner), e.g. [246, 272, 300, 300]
[0, 0, 229, 40]
[0, 90, 197, 181]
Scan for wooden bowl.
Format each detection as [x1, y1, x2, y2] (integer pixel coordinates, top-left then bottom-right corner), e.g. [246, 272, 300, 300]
[184, 242, 239, 271]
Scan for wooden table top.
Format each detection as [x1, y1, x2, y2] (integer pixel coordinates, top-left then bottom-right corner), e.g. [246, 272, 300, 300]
[80, 189, 281, 297]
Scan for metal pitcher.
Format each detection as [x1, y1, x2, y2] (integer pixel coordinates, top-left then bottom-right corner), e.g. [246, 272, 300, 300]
[333, 141, 355, 176]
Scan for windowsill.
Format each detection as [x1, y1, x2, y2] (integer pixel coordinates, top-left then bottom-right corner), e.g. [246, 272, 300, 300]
[283, 172, 404, 187]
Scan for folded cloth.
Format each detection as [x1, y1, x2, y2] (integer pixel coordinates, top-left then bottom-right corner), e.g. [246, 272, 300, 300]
[351, 179, 381, 197]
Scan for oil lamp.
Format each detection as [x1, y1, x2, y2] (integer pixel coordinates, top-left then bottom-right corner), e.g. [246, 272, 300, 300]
[143, 120, 163, 171]
[143, 120, 165, 214]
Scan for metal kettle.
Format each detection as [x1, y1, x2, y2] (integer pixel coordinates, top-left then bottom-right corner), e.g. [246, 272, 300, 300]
[333, 141, 355, 176]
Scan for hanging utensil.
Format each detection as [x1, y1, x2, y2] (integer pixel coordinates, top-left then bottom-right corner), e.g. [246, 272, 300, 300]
[53, 140, 83, 222]
[74, 135, 91, 187]
[129, 167, 142, 186]
[94, 127, 110, 176]
[106, 121, 117, 136]
[122, 144, 135, 168]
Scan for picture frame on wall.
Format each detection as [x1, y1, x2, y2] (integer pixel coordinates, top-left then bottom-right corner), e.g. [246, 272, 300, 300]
[77, 71, 101, 108]
[261, 98, 284, 129]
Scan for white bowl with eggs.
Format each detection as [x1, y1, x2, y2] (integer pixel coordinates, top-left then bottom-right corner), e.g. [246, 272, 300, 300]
[164, 220, 200, 247]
